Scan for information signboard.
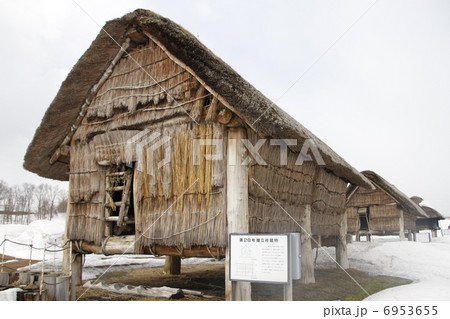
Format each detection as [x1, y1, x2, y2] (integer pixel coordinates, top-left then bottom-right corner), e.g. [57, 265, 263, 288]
[229, 233, 290, 284]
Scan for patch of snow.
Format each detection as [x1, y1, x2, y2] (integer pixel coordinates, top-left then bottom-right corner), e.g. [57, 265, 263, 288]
[419, 200, 434, 208]
[0, 288, 22, 301]
[315, 236, 450, 300]
[440, 219, 450, 230]
[0, 215, 66, 261]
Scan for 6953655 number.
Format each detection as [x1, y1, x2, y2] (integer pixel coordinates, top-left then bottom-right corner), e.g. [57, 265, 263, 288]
[383, 306, 437, 316]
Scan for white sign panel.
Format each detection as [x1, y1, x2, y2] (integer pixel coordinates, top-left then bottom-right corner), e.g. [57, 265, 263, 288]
[229, 233, 289, 284]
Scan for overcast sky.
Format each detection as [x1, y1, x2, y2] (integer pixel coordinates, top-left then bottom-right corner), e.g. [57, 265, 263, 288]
[0, 0, 449, 216]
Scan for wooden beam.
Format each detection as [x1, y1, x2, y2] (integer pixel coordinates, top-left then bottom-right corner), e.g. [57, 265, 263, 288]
[205, 96, 219, 123]
[75, 236, 136, 255]
[189, 86, 206, 122]
[216, 107, 233, 125]
[225, 127, 251, 301]
[73, 239, 226, 258]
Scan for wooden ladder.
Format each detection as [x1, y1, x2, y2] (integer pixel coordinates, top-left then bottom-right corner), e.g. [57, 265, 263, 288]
[104, 168, 133, 236]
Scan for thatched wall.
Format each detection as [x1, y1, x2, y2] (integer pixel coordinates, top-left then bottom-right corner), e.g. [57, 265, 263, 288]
[416, 218, 440, 231]
[368, 205, 402, 232]
[133, 121, 227, 251]
[247, 129, 347, 237]
[346, 182, 419, 234]
[67, 141, 106, 245]
[346, 207, 359, 234]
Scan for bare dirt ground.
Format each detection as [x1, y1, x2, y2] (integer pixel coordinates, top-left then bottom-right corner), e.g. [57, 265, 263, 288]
[1, 255, 411, 301]
[0, 255, 38, 272]
[76, 263, 411, 301]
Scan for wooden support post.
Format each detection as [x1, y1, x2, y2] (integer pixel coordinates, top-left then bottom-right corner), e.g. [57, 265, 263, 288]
[399, 210, 406, 241]
[62, 241, 70, 274]
[62, 187, 72, 274]
[225, 127, 251, 301]
[336, 211, 349, 269]
[300, 205, 315, 284]
[164, 256, 181, 275]
[72, 254, 83, 286]
[431, 229, 437, 238]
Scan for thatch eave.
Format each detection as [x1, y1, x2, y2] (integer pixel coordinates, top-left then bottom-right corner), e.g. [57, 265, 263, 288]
[24, 9, 371, 188]
[410, 196, 444, 219]
[356, 170, 428, 218]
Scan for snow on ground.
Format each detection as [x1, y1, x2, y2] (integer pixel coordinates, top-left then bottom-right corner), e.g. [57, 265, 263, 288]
[0, 288, 22, 301]
[2, 216, 450, 300]
[0, 214, 66, 260]
[315, 232, 450, 301]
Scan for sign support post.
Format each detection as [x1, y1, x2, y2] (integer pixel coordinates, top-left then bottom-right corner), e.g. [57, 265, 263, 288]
[283, 276, 293, 301]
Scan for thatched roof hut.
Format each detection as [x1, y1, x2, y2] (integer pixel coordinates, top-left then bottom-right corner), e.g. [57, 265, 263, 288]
[410, 196, 444, 235]
[346, 170, 427, 240]
[24, 9, 371, 298]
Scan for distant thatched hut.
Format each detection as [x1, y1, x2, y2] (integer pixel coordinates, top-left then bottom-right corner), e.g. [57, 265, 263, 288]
[24, 9, 371, 299]
[410, 196, 444, 237]
[346, 171, 427, 241]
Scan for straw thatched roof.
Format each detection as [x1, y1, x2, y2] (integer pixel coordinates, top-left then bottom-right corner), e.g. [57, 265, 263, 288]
[410, 196, 444, 219]
[23, 9, 371, 188]
[347, 170, 427, 217]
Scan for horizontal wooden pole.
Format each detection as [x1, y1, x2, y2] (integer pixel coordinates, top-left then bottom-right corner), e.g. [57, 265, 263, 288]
[72, 237, 225, 258]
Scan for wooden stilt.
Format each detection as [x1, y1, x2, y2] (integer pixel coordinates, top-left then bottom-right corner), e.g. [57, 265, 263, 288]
[399, 210, 406, 241]
[336, 211, 349, 269]
[225, 127, 251, 301]
[62, 185, 72, 274]
[300, 205, 315, 284]
[72, 254, 83, 286]
[164, 256, 181, 275]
